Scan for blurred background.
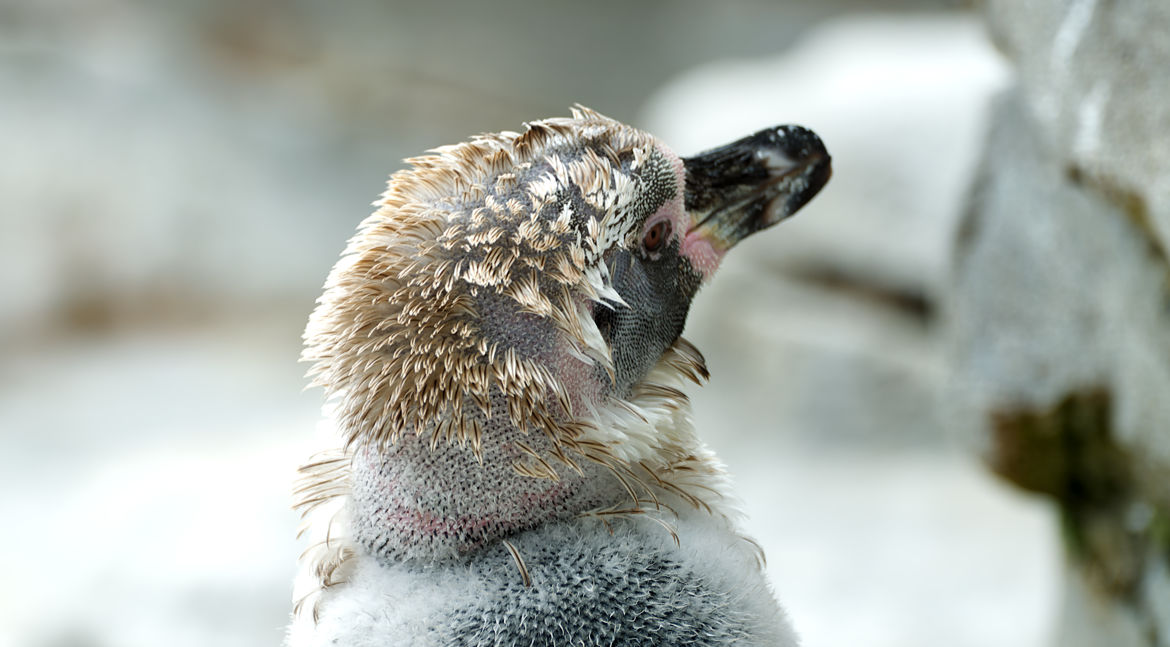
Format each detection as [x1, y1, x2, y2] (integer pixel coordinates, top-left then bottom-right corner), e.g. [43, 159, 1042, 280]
[2, 0, 1123, 645]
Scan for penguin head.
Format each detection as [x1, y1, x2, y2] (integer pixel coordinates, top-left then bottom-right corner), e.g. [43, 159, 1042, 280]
[304, 107, 829, 466]
[593, 122, 831, 397]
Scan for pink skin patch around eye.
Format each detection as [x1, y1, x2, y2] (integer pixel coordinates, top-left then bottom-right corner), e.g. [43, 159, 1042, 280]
[653, 143, 725, 282]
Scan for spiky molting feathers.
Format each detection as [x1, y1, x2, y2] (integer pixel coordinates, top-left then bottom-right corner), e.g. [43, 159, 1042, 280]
[290, 107, 830, 645]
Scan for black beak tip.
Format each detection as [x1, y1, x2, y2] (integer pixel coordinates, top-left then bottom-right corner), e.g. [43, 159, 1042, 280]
[788, 155, 831, 215]
[765, 125, 831, 215]
[761, 125, 829, 163]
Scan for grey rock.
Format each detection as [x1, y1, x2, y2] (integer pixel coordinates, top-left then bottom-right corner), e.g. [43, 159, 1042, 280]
[951, 6, 1170, 637]
[986, 0, 1170, 256]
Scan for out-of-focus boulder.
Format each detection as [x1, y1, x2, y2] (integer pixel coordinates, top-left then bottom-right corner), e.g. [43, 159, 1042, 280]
[986, 0, 1170, 255]
[951, 2, 1170, 644]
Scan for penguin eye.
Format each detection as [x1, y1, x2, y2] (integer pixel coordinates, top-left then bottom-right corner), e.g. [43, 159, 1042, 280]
[642, 220, 671, 253]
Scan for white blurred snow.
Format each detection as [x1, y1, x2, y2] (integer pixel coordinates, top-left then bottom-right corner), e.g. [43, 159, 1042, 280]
[0, 319, 317, 647]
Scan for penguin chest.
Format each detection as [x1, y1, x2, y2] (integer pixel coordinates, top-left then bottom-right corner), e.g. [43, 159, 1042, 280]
[294, 515, 795, 647]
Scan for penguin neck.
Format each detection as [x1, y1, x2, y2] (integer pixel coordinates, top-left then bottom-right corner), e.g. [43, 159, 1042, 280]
[346, 415, 624, 565]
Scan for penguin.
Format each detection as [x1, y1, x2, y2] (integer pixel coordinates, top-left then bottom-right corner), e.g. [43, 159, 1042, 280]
[288, 107, 830, 647]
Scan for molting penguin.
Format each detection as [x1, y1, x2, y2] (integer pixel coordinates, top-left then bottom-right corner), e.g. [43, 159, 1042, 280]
[288, 107, 830, 647]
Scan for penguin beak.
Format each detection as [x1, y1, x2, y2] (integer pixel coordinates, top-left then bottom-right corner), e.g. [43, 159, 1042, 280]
[682, 125, 831, 256]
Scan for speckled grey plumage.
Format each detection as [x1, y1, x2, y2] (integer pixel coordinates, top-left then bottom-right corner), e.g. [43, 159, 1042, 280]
[308, 511, 794, 647]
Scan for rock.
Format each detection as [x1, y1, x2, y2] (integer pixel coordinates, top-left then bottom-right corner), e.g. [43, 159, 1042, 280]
[951, 1, 1170, 639]
[985, 0, 1170, 256]
[951, 90, 1170, 483]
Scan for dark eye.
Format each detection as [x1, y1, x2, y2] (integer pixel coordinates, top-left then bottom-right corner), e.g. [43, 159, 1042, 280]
[642, 220, 672, 253]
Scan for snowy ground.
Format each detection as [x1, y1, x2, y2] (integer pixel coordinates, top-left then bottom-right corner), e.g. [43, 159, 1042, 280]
[0, 317, 315, 647]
